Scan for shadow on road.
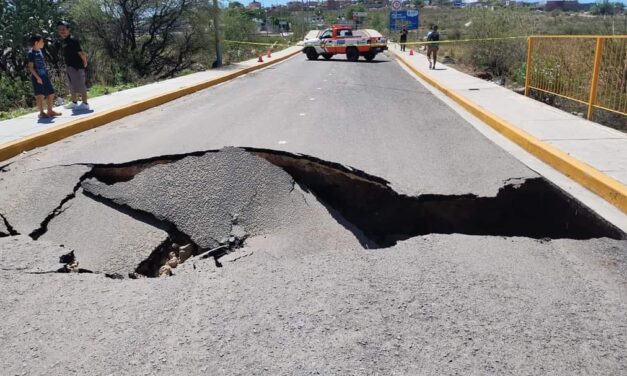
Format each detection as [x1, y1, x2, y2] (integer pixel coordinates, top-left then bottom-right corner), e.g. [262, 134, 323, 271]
[307, 59, 390, 64]
[71, 109, 95, 117]
[37, 117, 55, 124]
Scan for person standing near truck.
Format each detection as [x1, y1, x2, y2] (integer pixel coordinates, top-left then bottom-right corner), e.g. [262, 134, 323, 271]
[57, 21, 90, 111]
[426, 25, 440, 70]
[400, 26, 408, 52]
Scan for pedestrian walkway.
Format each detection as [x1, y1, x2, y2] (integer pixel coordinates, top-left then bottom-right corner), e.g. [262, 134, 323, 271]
[0, 47, 301, 146]
[392, 45, 627, 213]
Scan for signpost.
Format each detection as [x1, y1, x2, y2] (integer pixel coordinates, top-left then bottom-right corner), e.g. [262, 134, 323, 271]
[389, 10, 419, 31]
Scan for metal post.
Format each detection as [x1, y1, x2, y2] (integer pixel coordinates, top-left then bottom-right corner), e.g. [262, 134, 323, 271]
[587, 37, 604, 120]
[524, 36, 533, 97]
[212, 0, 222, 68]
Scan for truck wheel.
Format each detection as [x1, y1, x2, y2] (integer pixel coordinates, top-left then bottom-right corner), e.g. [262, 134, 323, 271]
[306, 48, 319, 60]
[322, 53, 333, 60]
[346, 47, 359, 62]
[364, 52, 376, 62]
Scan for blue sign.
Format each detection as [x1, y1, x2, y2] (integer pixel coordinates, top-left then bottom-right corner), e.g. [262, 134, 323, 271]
[389, 10, 419, 31]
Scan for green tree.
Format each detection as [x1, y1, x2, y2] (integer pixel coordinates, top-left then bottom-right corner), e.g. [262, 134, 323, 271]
[223, 6, 257, 42]
[590, 1, 615, 15]
[0, 0, 66, 110]
[68, 0, 205, 78]
[369, 11, 385, 32]
[0, 0, 66, 79]
[346, 4, 366, 20]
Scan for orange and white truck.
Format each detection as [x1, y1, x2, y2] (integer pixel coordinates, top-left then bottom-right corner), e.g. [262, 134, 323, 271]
[302, 25, 388, 62]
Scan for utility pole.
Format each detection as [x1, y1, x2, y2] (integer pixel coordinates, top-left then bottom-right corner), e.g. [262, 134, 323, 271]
[213, 0, 223, 67]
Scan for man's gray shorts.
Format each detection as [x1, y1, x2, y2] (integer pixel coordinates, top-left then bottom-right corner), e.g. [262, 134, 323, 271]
[66, 66, 87, 93]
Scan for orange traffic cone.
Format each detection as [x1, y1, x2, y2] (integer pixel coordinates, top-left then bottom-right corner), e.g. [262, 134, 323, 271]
[409, 48, 414, 56]
[267, 50, 272, 58]
[258, 55, 264, 63]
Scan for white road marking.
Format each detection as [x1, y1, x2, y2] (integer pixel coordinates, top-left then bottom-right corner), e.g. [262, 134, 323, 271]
[299, 113, 306, 116]
[278, 140, 287, 144]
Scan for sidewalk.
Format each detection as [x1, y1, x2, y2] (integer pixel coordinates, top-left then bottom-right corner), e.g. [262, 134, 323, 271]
[0, 47, 301, 146]
[391, 45, 627, 214]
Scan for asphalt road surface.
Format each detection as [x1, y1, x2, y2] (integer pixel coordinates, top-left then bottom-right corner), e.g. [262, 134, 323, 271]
[0, 53, 626, 375]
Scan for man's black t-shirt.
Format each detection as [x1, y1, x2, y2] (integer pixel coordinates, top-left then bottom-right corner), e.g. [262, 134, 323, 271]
[60, 36, 84, 69]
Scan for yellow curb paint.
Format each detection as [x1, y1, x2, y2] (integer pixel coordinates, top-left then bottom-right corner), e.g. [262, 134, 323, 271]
[0, 49, 301, 163]
[394, 50, 627, 214]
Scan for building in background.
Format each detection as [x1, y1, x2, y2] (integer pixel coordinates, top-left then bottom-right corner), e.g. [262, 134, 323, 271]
[248, 1, 262, 10]
[543, 0, 580, 11]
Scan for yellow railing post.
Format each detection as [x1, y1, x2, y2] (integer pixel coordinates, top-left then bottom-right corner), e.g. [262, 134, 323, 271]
[587, 37, 604, 120]
[524, 37, 533, 96]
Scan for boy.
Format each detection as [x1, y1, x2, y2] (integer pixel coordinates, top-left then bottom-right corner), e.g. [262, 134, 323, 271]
[57, 21, 89, 110]
[426, 25, 440, 70]
[27, 35, 61, 119]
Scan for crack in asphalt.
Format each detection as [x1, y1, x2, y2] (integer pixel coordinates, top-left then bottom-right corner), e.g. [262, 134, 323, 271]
[28, 171, 92, 240]
[2, 147, 625, 280]
[0, 213, 19, 236]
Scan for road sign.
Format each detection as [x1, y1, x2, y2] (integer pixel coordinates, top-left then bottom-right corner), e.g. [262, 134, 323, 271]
[391, 0, 402, 10]
[389, 10, 419, 31]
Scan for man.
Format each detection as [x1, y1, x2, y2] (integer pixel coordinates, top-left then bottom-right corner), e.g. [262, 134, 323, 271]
[426, 25, 440, 70]
[57, 21, 89, 110]
[399, 26, 408, 52]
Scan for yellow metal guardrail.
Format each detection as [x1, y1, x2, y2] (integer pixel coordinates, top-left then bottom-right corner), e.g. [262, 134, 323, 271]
[524, 35, 627, 121]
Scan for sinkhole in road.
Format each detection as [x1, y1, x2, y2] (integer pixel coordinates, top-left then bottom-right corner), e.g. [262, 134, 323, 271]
[29, 147, 622, 278]
[80, 147, 625, 279]
[248, 149, 624, 244]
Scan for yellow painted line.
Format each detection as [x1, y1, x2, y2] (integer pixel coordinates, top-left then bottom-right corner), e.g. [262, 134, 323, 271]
[0, 49, 301, 163]
[394, 50, 627, 214]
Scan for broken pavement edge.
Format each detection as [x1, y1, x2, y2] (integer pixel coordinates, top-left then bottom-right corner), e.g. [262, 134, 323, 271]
[393, 50, 627, 214]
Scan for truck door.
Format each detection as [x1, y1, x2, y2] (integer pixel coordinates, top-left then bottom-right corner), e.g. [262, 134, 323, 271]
[318, 29, 333, 53]
[327, 28, 352, 54]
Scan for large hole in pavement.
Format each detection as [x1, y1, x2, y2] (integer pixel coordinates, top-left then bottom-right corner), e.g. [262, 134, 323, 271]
[248, 149, 624, 245]
[22, 148, 625, 279]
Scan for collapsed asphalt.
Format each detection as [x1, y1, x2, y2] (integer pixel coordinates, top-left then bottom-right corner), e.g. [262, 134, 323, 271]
[2, 146, 622, 279]
[0, 54, 626, 375]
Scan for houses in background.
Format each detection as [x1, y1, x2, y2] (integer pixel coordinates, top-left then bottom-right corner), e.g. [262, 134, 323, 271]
[247, 0, 620, 13]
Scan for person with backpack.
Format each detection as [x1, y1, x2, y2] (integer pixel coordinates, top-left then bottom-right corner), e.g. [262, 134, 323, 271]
[427, 25, 440, 70]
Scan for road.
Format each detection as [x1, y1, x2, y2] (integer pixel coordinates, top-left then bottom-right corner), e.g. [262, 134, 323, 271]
[4, 53, 535, 197]
[0, 53, 626, 375]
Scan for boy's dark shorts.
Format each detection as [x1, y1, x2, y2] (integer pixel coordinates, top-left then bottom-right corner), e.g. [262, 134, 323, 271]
[66, 67, 87, 93]
[31, 76, 55, 97]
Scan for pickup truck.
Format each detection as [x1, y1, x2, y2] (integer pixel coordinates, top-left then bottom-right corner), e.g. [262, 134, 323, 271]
[302, 25, 387, 62]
